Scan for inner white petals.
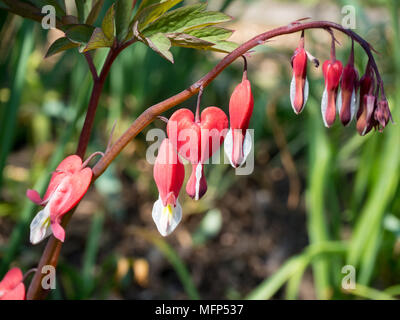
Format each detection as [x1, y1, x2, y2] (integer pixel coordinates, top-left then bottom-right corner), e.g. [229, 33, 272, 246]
[337, 89, 343, 114]
[241, 130, 252, 167]
[321, 88, 329, 127]
[30, 205, 52, 245]
[290, 75, 297, 113]
[350, 88, 357, 123]
[303, 77, 309, 110]
[152, 196, 182, 237]
[224, 129, 234, 168]
[194, 163, 202, 201]
[290, 76, 309, 114]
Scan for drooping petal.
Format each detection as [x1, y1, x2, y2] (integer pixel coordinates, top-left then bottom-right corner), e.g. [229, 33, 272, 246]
[152, 196, 182, 236]
[26, 189, 45, 205]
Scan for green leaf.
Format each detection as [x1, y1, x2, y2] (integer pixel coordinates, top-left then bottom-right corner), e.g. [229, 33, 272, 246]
[136, 0, 183, 31]
[66, 24, 95, 44]
[142, 3, 231, 37]
[45, 37, 79, 58]
[102, 4, 115, 40]
[135, 0, 162, 15]
[115, 0, 132, 42]
[145, 32, 173, 63]
[82, 27, 113, 52]
[75, 0, 85, 23]
[186, 26, 233, 43]
[166, 32, 214, 49]
[209, 40, 238, 53]
[86, 0, 105, 25]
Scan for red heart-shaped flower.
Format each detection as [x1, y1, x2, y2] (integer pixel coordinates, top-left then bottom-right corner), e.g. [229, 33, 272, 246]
[166, 107, 228, 199]
[166, 107, 228, 164]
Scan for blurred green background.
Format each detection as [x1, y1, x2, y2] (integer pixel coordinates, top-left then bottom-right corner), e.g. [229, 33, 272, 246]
[0, 0, 400, 300]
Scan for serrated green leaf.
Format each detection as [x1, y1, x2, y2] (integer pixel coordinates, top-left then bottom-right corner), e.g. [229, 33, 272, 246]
[82, 27, 113, 52]
[45, 37, 79, 58]
[102, 4, 115, 40]
[66, 24, 95, 44]
[209, 40, 238, 53]
[142, 3, 231, 37]
[136, 0, 183, 31]
[115, 0, 132, 42]
[86, 0, 105, 25]
[166, 32, 215, 49]
[186, 26, 233, 43]
[135, 0, 162, 15]
[145, 33, 173, 63]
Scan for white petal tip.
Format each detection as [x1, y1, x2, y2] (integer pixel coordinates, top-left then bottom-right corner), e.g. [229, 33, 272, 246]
[152, 197, 182, 236]
[30, 209, 52, 245]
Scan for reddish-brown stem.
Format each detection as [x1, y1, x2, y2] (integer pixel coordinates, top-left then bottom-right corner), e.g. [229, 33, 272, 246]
[242, 55, 248, 81]
[195, 87, 203, 123]
[26, 45, 122, 300]
[27, 20, 384, 299]
[84, 52, 98, 81]
[92, 20, 384, 179]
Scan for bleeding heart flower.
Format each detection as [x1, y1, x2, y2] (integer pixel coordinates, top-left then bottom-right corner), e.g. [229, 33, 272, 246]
[356, 66, 375, 136]
[152, 138, 185, 236]
[374, 98, 392, 132]
[224, 74, 254, 168]
[321, 59, 343, 127]
[0, 268, 25, 300]
[167, 107, 228, 200]
[290, 47, 308, 114]
[27, 155, 92, 244]
[337, 43, 359, 126]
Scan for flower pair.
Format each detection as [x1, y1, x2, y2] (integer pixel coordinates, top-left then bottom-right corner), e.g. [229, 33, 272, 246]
[152, 71, 254, 236]
[152, 106, 228, 236]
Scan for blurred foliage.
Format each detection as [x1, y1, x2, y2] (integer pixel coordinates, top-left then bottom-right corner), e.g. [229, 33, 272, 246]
[0, 0, 400, 300]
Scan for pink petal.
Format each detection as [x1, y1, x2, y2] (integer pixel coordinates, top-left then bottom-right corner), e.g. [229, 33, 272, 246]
[51, 219, 65, 242]
[0, 283, 25, 300]
[26, 189, 44, 205]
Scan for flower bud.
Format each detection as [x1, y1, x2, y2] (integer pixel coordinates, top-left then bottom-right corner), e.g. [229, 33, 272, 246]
[374, 98, 392, 132]
[224, 77, 254, 168]
[356, 68, 375, 135]
[338, 63, 358, 126]
[290, 47, 308, 114]
[321, 59, 343, 127]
